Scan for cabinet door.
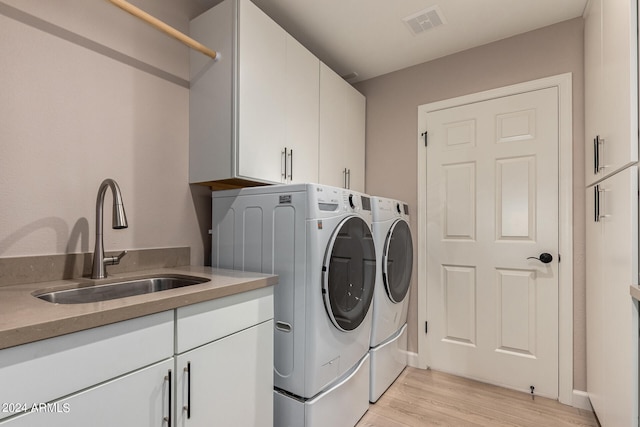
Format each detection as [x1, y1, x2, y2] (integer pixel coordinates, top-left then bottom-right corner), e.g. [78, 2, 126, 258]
[343, 84, 366, 192]
[585, 183, 605, 418]
[175, 320, 273, 427]
[319, 62, 348, 189]
[598, 166, 638, 427]
[584, 0, 638, 185]
[237, 0, 287, 183]
[0, 359, 173, 426]
[586, 166, 639, 426]
[599, 0, 638, 180]
[319, 63, 366, 191]
[285, 35, 319, 184]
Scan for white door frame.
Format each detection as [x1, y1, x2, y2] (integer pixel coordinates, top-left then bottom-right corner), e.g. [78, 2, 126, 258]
[416, 73, 574, 406]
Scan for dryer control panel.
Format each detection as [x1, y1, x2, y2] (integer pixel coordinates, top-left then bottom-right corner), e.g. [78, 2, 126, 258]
[309, 184, 373, 222]
[344, 193, 371, 213]
[371, 197, 410, 223]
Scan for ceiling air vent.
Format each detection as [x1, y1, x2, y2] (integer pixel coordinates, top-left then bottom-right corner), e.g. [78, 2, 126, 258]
[403, 5, 447, 35]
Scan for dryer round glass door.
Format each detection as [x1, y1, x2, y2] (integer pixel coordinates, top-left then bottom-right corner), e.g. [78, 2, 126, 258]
[383, 219, 413, 303]
[322, 216, 376, 332]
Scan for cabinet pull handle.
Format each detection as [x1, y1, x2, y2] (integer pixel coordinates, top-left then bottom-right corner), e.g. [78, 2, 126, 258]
[184, 362, 191, 419]
[594, 135, 605, 174]
[288, 149, 293, 181]
[594, 185, 600, 222]
[165, 369, 172, 427]
[281, 148, 288, 181]
[343, 168, 347, 189]
[347, 169, 351, 189]
[593, 137, 598, 174]
[597, 186, 611, 221]
[594, 185, 611, 222]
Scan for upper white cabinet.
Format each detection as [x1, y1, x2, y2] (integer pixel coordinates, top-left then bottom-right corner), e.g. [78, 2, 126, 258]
[189, 0, 319, 188]
[319, 63, 366, 192]
[283, 36, 320, 184]
[584, 0, 638, 185]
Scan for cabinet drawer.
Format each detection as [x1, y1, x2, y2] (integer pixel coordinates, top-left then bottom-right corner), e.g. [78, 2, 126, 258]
[176, 286, 273, 353]
[0, 311, 173, 420]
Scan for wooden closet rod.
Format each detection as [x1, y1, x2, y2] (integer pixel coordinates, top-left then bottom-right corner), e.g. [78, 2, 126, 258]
[107, 0, 218, 60]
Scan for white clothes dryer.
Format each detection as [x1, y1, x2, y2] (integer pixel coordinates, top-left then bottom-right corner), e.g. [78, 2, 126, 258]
[212, 183, 376, 427]
[369, 196, 413, 402]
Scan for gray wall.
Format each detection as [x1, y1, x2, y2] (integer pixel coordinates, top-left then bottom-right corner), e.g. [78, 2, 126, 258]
[355, 17, 586, 389]
[0, 0, 211, 265]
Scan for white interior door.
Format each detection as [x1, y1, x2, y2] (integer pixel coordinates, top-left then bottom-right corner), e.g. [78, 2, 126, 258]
[425, 87, 559, 398]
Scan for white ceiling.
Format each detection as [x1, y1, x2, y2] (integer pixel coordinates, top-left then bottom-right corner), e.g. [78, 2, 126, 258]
[190, 0, 589, 83]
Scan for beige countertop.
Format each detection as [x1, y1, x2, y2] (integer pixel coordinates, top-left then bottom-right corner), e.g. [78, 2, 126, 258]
[630, 285, 640, 302]
[0, 266, 277, 350]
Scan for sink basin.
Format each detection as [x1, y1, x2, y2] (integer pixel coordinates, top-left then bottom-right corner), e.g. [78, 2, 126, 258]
[35, 275, 209, 304]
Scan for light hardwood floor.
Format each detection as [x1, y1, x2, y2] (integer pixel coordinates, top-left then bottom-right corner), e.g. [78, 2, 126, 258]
[357, 368, 599, 427]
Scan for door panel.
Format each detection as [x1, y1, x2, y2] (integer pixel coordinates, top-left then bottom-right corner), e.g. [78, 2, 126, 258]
[496, 268, 536, 356]
[495, 156, 535, 240]
[442, 265, 476, 345]
[426, 87, 559, 397]
[443, 162, 476, 239]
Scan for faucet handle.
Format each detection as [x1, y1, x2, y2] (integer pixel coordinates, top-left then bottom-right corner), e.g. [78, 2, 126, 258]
[104, 250, 128, 266]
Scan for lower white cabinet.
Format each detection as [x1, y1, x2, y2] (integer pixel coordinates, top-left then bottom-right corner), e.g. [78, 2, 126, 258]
[0, 287, 274, 426]
[1, 359, 173, 426]
[0, 311, 173, 424]
[175, 321, 273, 427]
[586, 166, 639, 426]
[174, 286, 274, 427]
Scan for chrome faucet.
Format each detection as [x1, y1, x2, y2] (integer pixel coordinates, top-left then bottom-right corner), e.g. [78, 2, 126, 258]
[91, 178, 129, 279]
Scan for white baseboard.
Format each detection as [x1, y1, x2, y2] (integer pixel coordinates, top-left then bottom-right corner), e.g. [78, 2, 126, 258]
[572, 390, 592, 411]
[407, 351, 420, 368]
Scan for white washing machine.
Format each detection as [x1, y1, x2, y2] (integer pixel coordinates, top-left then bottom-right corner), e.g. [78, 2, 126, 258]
[369, 196, 413, 403]
[212, 183, 376, 427]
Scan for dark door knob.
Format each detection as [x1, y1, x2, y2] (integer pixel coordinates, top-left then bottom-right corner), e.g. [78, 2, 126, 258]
[527, 253, 553, 264]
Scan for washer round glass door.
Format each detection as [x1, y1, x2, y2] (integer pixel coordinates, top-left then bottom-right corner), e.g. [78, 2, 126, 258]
[322, 216, 376, 332]
[383, 219, 413, 303]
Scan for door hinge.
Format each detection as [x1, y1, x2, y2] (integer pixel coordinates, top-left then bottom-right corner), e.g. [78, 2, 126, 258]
[425, 321, 428, 334]
[421, 131, 428, 146]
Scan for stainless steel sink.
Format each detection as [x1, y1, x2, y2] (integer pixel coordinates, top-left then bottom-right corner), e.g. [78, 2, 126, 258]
[35, 275, 209, 304]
